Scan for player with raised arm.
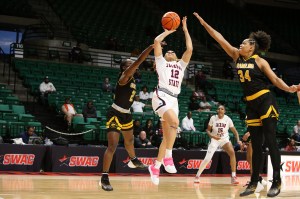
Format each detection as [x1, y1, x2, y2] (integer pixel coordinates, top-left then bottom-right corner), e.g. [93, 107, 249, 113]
[100, 45, 153, 191]
[148, 16, 193, 185]
[193, 12, 298, 197]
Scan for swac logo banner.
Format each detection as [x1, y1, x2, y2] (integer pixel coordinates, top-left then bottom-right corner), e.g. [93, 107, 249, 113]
[268, 155, 300, 176]
[1, 154, 35, 165]
[178, 159, 212, 170]
[236, 160, 251, 171]
[122, 157, 156, 166]
[59, 155, 99, 167]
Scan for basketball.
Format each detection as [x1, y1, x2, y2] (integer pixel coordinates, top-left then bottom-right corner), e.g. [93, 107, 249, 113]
[161, 11, 180, 30]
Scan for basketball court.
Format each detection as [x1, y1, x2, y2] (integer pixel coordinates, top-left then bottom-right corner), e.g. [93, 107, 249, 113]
[0, 173, 299, 199]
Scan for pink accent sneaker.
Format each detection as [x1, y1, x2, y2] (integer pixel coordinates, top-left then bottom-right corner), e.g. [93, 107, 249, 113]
[148, 165, 160, 185]
[231, 176, 239, 185]
[194, 176, 200, 183]
[162, 157, 177, 173]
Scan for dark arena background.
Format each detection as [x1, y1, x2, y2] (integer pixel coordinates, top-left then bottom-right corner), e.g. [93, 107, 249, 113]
[0, 0, 299, 198]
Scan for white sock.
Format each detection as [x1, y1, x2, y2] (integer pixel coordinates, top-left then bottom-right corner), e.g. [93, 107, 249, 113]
[196, 170, 201, 177]
[165, 149, 172, 158]
[154, 160, 162, 169]
[232, 172, 236, 177]
[196, 159, 210, 177]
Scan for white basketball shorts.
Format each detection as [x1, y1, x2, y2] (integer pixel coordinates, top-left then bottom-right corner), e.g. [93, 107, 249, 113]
[152, 90, 179, 119]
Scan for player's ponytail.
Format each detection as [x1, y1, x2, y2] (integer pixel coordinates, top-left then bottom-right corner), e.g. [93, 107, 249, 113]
[249, 31, 271, 54]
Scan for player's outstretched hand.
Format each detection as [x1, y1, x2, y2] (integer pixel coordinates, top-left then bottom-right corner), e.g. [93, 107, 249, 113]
[182, 16, 188, 32]
[288, 85, 298, 93]
[193, 12, 205, 25]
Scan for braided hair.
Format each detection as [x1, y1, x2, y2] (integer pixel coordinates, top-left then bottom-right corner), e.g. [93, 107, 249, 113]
[249, 31, 271, 55]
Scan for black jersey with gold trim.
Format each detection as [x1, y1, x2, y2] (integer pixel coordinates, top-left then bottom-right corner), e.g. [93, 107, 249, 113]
[114, 77, 136, 110]
[236, 55, 269, 96]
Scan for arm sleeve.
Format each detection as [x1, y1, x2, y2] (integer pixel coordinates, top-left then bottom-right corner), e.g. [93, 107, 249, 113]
[182, 118, 188, 130]
[39, 83, 46, 92]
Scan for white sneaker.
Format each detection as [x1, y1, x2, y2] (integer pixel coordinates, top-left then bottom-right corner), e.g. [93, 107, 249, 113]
[255, 176, 267, 193]
[194, 176, 200, 183]
[260, 178, 267, 186]
[127, 160, 136, 168]
[231, 176, 239, 185]
[162, 157, 177, 173]
[255, 181, 265, 193]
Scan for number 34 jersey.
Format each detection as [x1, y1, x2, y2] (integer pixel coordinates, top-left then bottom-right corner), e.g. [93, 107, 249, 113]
[155, 55, 188, 95]
[236, 54, 269, 96]
[208, 115, 234, 139]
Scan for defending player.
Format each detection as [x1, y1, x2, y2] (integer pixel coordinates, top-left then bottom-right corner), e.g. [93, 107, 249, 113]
[100, 45, 153, 191]
[194, 12, 298, 197]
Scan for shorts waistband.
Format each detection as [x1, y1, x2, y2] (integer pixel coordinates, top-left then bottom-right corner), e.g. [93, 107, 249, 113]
[157, 87, 178, 98]
[245, 89, 270, 101]
[112, 103, 130, 113]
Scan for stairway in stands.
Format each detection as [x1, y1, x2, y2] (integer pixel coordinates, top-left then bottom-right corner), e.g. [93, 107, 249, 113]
[0, 61, 66, 137]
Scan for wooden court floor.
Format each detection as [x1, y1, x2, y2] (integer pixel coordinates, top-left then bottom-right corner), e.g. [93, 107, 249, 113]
[0, 174, 299, 199]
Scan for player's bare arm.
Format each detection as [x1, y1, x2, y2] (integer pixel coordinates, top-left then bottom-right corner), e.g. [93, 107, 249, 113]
[181, 16, 193, 63]
[230, 126, 242, 145]
[193, 12, 239, 61]
[119, 45, 154, 85]
[257, 57, 298, 93]
[154, 29, 176, 57]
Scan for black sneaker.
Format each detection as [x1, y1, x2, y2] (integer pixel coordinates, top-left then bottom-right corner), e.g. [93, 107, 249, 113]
[240, 181, 258, 197]
[128, 158, 148, 170]
[267, 179, 281, 197]
[100, 175, 113, 191]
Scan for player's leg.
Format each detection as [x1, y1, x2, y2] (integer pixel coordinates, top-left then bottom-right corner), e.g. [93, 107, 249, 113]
[261, 97, 281, 197]
[149, 93, 178, 185]
[262, 117, 281, 197]
[148, 133, 166, 185]
[161, 109, 179, 173]
[122, 129, 135, 158]
[151, 121, 167, 171]
[240, 125, 263, 196]
[246, 142, 252, 174]
[194, 139, 218, 183]
[148, 114, 179, 185]
[101, 130, 120, 191]
[122, 129, 147, 169]
[245, 139, 267, 193]
[222, 141, 239, 184]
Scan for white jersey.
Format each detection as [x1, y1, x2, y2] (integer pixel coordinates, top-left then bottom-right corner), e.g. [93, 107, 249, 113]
[155, 55, 188, 94]
[208, 115, 234, 139]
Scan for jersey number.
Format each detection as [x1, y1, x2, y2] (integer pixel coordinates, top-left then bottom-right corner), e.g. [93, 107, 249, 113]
[217, 128, 224, 137]
[129, 90, 136, 102]
[238, 70, 251, 82]
[171, 69, 179, 79]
